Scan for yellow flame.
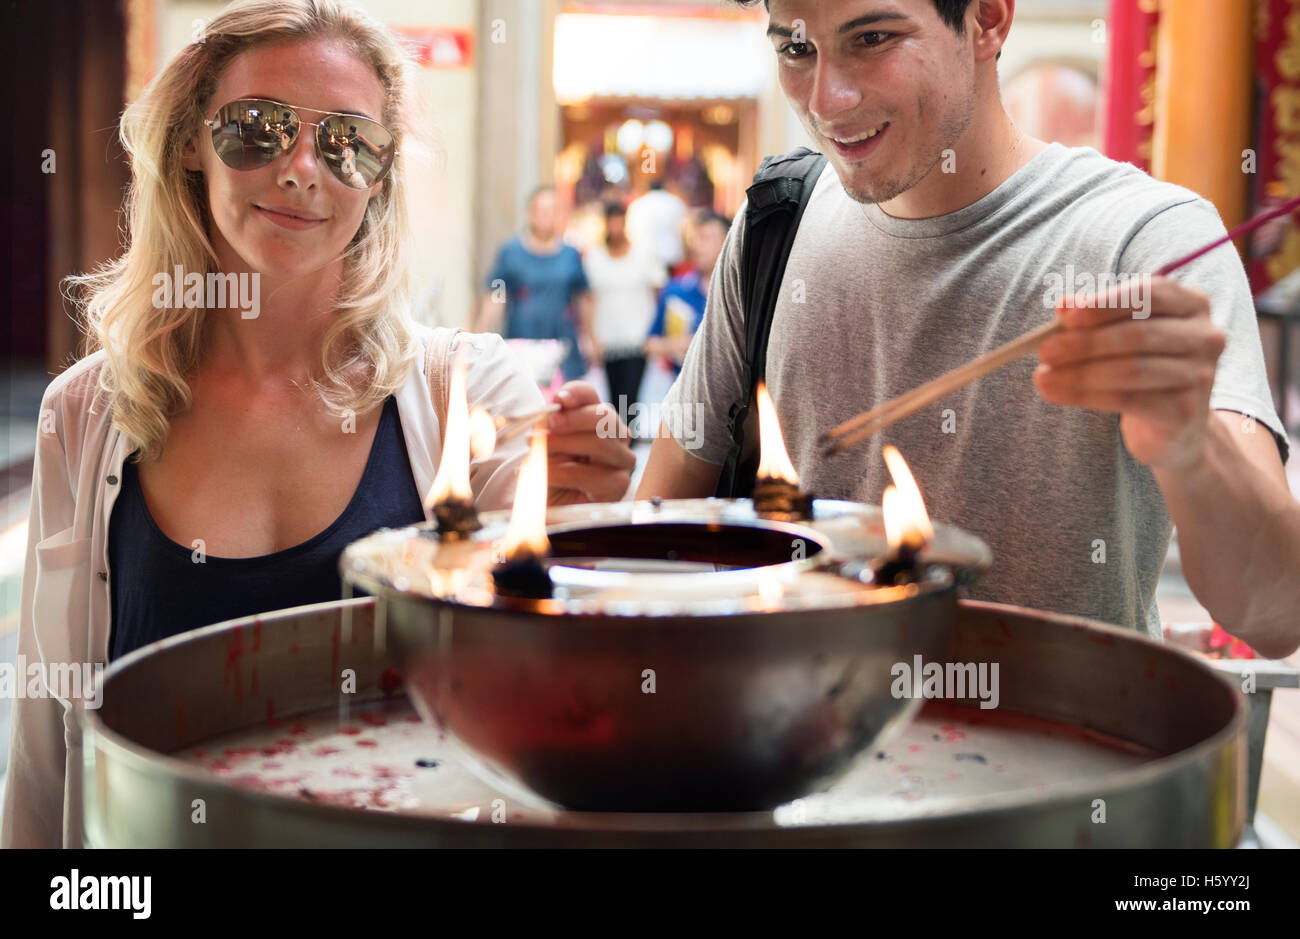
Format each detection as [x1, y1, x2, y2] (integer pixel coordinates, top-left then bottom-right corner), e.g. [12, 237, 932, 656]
[468, 407, 497, 459]
[758, 578, 784, 608]
[756, 381, 799, 483]
[881, 446, 933, 550]
[425, 346, 473, 507]
[501, 424, 551, 561]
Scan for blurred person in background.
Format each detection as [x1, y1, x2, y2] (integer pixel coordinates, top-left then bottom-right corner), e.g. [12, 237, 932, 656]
[475, 185, 597, 383]
[627, 178, 688, 272]
[584, 201, 667, 420]
[647, 210, 731, 375]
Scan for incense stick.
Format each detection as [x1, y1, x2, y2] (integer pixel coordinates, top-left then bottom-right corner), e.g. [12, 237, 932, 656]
[821, 193, 1300, 456]
[494, 403, 562, 444]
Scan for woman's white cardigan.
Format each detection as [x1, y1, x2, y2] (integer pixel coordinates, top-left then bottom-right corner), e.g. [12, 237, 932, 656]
[0, 325, 543, 847]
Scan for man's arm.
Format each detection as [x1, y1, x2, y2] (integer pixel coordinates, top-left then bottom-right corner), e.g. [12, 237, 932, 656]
[1151, 412, 1300, 659]
[636, 429, 721, 499]
[1037, 275, 1300, 658]
[638, 202, 749, 500]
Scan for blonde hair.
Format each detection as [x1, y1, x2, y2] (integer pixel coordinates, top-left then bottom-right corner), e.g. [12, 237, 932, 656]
[70, 0, 422, 461]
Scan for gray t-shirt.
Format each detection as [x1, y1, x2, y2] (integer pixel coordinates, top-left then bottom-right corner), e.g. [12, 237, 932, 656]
[663, 143, 1287, 638]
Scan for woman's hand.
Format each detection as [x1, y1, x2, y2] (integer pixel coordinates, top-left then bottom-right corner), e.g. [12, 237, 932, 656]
[546, 382, 636, 504]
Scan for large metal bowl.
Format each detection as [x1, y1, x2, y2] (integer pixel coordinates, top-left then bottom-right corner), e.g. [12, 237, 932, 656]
[339, 498, 990, 812]
[80, 597, 1246, 848]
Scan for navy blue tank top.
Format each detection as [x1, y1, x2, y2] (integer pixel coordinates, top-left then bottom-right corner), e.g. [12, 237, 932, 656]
[108, 395, 424, 661]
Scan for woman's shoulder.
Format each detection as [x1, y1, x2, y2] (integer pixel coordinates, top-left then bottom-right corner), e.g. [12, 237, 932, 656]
[31, 350, 116, 471]
[41, 350, 111, 416]
[409, 323, 519, 378]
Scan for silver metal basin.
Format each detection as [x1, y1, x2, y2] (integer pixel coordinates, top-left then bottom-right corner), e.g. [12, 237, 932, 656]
[339, 499, 986, 811]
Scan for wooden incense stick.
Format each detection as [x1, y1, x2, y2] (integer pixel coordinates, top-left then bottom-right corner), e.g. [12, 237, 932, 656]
[821, 193, 1300, 456]
[493, 403, 562, 444]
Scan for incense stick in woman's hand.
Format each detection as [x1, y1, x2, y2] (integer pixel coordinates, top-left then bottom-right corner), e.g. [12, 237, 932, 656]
[493, 403, 562, 444]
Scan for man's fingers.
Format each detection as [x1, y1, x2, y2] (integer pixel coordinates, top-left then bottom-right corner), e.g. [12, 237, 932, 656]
[1057, 275, 1207, 328]
[1033, 384, 1205, 427]
[1039, 317, 1226, 367]
[1034, 355, 1212, 395]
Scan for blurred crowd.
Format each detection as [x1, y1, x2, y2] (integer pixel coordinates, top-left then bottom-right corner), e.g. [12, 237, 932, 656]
[474, 184, 731, 429]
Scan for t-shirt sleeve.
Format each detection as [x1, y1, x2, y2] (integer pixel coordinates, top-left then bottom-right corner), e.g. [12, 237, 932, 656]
[659, 206, 749, 465]
[1118, 197, 1289, 464]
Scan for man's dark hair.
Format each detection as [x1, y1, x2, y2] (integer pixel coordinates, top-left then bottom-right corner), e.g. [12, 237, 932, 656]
[603, 200, 627, 219]
[732, 0, 974, 35]
[697, 210, 733, 230]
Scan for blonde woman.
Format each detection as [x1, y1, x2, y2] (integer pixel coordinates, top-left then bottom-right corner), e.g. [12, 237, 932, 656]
[1, 0, 634, 848]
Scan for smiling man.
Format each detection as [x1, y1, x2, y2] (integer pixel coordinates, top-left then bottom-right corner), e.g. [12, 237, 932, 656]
[637, 0, 1300, 658]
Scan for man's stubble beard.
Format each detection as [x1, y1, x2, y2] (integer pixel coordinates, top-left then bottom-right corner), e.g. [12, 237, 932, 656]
[831, 86, 978, 207]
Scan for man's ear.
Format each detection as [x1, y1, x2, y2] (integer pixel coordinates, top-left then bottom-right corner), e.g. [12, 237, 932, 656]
[973, 0, 1013, 64]
[181, 135, 203, 173]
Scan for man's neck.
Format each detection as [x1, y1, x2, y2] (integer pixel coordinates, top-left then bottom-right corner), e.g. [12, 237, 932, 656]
[878, 106, 1048, 221]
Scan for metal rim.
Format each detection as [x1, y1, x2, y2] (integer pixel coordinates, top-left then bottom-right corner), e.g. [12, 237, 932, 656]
[84, 598, 1244, 841]
[338, 497, 983, 617]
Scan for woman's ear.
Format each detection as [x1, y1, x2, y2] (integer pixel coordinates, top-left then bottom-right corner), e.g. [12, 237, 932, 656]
[181, 135, 203, 173]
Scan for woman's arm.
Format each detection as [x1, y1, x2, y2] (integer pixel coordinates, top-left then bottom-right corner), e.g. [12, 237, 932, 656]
[1, 387, 81, 848]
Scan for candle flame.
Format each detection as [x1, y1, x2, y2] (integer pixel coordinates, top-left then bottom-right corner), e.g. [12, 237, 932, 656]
[881, 445, 933, 550]
[468, 407, 497, 459]
[501, 423, 551, 561]
[756, 381, 799, 483]
[758, 578, 784, 607]
[425, 346, 473, 507]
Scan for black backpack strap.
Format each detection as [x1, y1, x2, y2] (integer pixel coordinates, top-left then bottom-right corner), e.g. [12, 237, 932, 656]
[715, 147, 827, 498]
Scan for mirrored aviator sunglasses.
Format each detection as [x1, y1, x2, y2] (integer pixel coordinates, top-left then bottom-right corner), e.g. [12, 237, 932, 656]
[204, 98, 397, 189]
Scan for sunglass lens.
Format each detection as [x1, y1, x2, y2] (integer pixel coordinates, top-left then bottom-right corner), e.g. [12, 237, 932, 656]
[316, 114, 396, 188]
[209, 99, 299, 171]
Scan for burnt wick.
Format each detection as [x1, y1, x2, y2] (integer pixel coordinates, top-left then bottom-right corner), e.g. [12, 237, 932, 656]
[752, 476, 814, 522]
[492, 554, 554, 599]
[431, 497, 482, 540]
[871, 539, 925, 586]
